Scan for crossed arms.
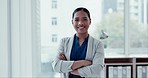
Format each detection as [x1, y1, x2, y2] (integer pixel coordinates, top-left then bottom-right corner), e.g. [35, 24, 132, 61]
[59, 53, 92, 76]
[52, 38, 104, 77]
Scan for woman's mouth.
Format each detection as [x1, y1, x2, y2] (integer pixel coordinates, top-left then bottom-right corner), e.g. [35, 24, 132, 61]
[77, 26, 85, 29]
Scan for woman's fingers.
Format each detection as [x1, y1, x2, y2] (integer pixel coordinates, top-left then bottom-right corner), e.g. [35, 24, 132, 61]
[59, 52, 67, 60]
[83, 60, 92, 66]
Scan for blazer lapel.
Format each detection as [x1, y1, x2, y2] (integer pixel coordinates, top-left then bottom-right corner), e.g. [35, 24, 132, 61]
[66, 35, 74, 60]
[85, 36, 93, 60]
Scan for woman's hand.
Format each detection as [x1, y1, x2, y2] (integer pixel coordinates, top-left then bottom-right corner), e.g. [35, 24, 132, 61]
[70, 70, 79, 76]
[58, 52, 67, 60]
[58, 53, 92, 71]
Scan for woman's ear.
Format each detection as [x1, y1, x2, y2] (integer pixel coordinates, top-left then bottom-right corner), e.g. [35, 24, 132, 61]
[89, 19, 91, 25]
[71, 20, 73, 24]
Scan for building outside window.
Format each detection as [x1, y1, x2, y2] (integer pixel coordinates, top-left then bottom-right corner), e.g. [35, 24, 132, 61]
[51, 34, 57, 42]
[51, 17, 57, 26]
[40, 0, 148, 77]
[2, 0, 147, 77]
[51, 0, 57, 9]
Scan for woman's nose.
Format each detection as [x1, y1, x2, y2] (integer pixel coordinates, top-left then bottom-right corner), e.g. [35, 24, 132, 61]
[78, 21, 83, 25]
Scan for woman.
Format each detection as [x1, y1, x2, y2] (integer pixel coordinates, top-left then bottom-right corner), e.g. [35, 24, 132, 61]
[52, 7, 104, 78]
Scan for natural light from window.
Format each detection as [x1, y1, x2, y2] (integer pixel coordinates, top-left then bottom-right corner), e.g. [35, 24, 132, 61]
[40, 0, 148, 77]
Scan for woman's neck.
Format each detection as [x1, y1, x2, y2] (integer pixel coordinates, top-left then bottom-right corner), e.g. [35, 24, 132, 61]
[76, 33, 88, 40]
[76, 33, 88, 46]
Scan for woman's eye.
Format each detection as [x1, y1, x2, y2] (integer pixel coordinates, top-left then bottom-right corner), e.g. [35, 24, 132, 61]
[75, 19, 79, 21]
[84, 19, 87, 21]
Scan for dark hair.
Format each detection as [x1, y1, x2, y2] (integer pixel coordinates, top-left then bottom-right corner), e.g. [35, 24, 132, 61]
[72, 7, 91, 19]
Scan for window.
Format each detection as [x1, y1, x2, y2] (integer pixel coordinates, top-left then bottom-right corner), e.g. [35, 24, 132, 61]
[51, 0, 57, 9]
[3, 0, 147, 77]
[129, 0, 148, 55]
[51, 17, 57, 26]
[101, 0, 124, 56]
[51, 34, 57, 42]
[40, 0, 148, 77]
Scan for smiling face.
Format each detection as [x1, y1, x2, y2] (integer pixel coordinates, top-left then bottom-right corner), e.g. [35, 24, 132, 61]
[72, 10, 91, 34]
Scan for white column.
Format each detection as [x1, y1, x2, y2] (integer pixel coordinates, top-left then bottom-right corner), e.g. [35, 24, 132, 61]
[0, 0, 9, 77]
[11, 0, 41, 77]
[11, 0, 21, 77]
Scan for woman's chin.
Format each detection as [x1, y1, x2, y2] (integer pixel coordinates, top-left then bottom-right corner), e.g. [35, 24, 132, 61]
[77, 31, 87, 34]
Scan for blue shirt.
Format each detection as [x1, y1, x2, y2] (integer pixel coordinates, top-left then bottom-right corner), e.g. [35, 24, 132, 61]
[69, 34, 89, 78]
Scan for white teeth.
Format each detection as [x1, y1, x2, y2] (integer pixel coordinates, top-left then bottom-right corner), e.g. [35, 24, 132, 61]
[79, 27, 84, 29]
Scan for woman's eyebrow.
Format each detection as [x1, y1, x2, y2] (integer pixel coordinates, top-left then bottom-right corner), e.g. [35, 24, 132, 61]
[83, 17, 88, 19]
[74, 16, 88, 19]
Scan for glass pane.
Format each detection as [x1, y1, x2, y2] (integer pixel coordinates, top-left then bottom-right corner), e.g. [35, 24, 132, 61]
[129, 0, 148, 56]
[93, 0, 124, 57]
[40, 0, 125, 77]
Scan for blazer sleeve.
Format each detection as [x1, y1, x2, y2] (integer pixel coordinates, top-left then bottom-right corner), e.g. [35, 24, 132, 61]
[52, 38, 74, 73]
[78, 41, 104, 77]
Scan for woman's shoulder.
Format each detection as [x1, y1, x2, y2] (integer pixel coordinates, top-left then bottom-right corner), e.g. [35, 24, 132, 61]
[90, 35, 101, 42]
[61, 37, 70, 41]
[60, 36, 74, 43]
[61, 37, 70, 40]
[89, 35, 103, 45]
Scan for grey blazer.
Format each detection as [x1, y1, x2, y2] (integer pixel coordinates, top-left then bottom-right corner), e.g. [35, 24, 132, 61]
[52, 35, 104, 78]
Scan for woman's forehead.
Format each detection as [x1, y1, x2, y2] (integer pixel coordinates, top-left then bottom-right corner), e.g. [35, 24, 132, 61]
[74, 11, 89, 18]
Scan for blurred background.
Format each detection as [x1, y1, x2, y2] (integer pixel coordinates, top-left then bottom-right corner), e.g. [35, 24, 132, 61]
[0, 0, 148, 78]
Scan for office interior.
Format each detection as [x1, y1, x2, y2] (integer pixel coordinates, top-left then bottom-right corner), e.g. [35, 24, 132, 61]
[0, 0, 148, 78]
